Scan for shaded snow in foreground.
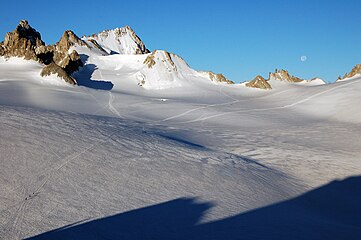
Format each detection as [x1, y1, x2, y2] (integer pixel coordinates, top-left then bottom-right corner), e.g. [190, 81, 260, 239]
[0, 106, 303, 238]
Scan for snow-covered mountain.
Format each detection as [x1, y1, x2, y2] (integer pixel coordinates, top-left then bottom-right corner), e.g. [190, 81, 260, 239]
[1, 20, 361, 239]
[0, 20, 337, 91]
[83, 26, 150, 55]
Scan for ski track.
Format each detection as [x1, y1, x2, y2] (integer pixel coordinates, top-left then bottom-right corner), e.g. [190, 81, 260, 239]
[108, 92, 123, 117]
[175, 78, 360, 124]
[3, 186, 27, 240]
[6, 123, 144, 232]
[156, 88, 294, 123]
[1, 119, 127, 238]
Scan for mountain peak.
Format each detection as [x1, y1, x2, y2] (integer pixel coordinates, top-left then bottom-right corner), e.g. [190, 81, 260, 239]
[85, 26, 150, 55]
[57, 30, 86, 52]
[1, 19, 44, 60]
[18, 20, 30, 29]
[269, 69, 303, 82]
[246, 75, 272, 89]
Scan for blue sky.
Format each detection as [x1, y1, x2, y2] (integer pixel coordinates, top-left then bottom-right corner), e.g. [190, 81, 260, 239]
[1, 0, 360, 82]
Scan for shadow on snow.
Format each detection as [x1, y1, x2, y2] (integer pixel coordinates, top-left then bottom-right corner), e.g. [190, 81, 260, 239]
[27, 176, 361, 240]
[73, 55, 113, 90]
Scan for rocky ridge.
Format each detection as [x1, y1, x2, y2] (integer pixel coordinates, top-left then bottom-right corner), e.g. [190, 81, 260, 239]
[246, 75, 272, 89]
[341, 64, 361, 80]
[0, 20, 82, 85]
[208, 72, 234, 84]
[245, 69, 326, 90]
[269, 69, 303, 82]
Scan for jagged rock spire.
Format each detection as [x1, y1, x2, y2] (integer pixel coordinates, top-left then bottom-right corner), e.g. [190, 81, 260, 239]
[1, 20, 45, 61]
[0, 20, 83, 85]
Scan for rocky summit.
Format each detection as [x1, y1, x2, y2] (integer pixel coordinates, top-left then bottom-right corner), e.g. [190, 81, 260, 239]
[246, 75, 272, 89]
[269, 69, 303, 83]
[0, 20, 45, 61]
[52, 30, 84, 73]
[35, 30, 84, 84]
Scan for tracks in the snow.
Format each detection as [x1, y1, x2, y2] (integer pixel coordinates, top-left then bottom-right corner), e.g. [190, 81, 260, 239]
[159, 79, 361, 124]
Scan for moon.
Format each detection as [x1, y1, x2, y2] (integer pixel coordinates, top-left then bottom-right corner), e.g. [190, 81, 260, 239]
[300, 56, 307, 62]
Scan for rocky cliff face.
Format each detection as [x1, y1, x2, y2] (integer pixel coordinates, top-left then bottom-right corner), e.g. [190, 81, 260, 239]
[269, 69, 303, 82]
[342, 64, 361, 79]
[246, 75, 272, 89]
[0, 21, 82, 85]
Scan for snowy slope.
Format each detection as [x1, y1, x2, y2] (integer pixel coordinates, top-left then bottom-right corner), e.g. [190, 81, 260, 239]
[337, 73, 361, 82]
[1, 51, 361, 239]
[0, 105, 305, 239]
[303, 77, 326, 85]
[70, 44, 235, 91]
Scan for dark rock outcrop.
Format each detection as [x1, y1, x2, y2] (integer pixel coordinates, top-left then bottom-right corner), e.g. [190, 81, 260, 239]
[40, 62, 77, 85]
[35, 45, 54, 65]
[246, 75, 272, 89]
